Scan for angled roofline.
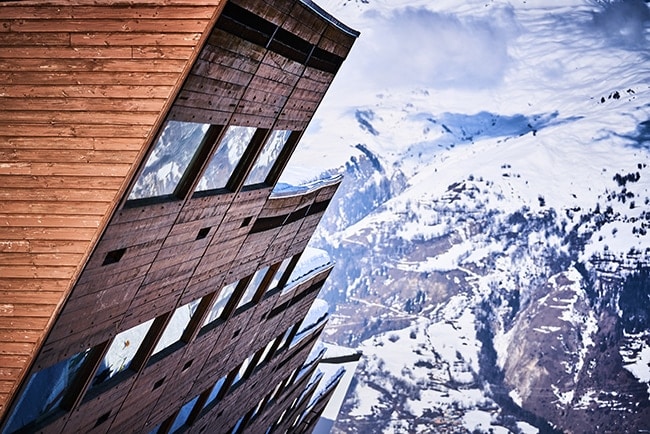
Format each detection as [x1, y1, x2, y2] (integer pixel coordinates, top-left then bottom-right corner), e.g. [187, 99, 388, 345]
[300, 0, 360, 37]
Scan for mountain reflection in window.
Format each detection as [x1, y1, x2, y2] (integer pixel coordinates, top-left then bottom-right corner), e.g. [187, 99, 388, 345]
[202, 280, 239, 327]
[196, 126, 256, 192]
[245, 130, 291, 185]
[4, 350, 91, 432]
[129, 121, 210, 200]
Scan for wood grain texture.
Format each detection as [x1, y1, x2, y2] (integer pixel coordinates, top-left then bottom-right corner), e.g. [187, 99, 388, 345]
[0, 0, 357, 431]
[0, 0, 225, 419]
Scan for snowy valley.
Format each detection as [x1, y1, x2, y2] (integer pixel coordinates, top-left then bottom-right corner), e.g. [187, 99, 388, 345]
[280, 0, 650, 432]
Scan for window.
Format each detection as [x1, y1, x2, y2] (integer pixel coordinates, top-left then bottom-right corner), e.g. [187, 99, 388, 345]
[268, 257, 293, 293]
[202, 281, 239, 327]
[169, 395, 200, 433]
[230, 355, 253, 389]
[235, 267, 269, 310]
[244, 130, 291, 185]
[276, 324, 296, 353]
[152, 299, 201, 356]
[249, 396, 266, 421]
[129, 120, 211, 200]
[231, 416, 245, 434]
[4, 350, 91, 432]
[282, 249, 330, 295]
[203, 375, 228, 410]
[255, 338, 276, 368]
[93, 319, 154, 386]
[195, 126, 256, 192]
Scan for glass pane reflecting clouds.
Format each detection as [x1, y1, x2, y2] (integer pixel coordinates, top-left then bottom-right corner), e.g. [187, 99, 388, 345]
[196, 126, 256, 192]
[129, 121, 210, 200]
[245, 130, 291, 185]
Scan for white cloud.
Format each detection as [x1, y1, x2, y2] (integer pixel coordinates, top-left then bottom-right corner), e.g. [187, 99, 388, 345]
[589, 0, 650, 49]
[338, 5, 519, 91]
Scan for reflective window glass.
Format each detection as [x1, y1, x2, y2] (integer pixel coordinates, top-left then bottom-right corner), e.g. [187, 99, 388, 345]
[129, 121, 210, 200]
[170, 395, 199, 433]
[196, 126, 256, 192]
[93, 319, 154, 386]
[236, 267, 269, 309]
[231, 355, 253, 388]
[203, 375, 227, 411]
[4, 350, 91, 432]
[202, 281, 239, 327]
[152, 299, 200, 356]
[268, 257, 293, 292]
[256, 338, 276, 367]
[244, 130, 291, 185]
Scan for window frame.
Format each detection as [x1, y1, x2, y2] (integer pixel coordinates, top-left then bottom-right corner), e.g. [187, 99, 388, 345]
[124, 121, 223, 207]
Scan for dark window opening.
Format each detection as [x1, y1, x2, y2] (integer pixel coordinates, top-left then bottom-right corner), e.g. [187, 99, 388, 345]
[196, 227, 211, 240]
[94, 411, 111, 428]
[103, 248, 126, 266]
[217, 2, 276, 47]
[153, 378, 165, 391]
[240, 216, 252, 227]
[250, 214, 287, 233]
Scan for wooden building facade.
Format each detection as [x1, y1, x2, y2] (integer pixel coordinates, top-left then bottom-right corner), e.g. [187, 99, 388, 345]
[0, 0, 357, 432]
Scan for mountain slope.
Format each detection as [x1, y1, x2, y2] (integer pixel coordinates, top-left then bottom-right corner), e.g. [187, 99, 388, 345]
[280, 0, 650, 432]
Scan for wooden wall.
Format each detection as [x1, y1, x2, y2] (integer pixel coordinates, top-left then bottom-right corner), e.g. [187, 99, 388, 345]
[0, 0, 358, 430]
[0, 0, 226, 418]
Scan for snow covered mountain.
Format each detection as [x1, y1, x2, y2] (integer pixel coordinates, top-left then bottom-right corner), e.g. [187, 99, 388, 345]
[280, 0, 650, 432]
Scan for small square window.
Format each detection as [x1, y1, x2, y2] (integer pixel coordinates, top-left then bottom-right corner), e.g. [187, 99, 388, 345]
[129, 120, 211, 200]
[102, 248, 126, 266]
[196, 227, 211, 240]
[195, 126, 256, 192]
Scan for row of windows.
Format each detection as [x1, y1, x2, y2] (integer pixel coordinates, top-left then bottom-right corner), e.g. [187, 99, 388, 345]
[150, 324, 303, 434]
[128, 121, 298, 204]
[2, 251, 317, 434]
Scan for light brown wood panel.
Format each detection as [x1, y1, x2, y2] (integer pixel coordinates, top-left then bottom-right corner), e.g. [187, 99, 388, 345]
[0, 291, 65, 306]
[0, 149, 140, 164]
[0, 71, 181, 85]
[0, 253, 84, 267]
[0, 46, 133, 59]
[10, 19, 211, 33]
[0, 213, 101, 229]
[0, 6, 216, 20]
[0, 137, 143, 151]
[70, 32, 202, 46]
[0, 58, 187, 73]
[0, 123, 151, 138]
[0, 84, 174, 99]
[0, 97, 165, 113]
[132, 45, 196, 59]
[0, 32, 70, 46]
[0, 111, 160, 127]
[0, 188, 117, 203]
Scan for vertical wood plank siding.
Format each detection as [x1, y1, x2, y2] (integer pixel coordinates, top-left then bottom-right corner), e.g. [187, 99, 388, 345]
[0, 0, 225, 417]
